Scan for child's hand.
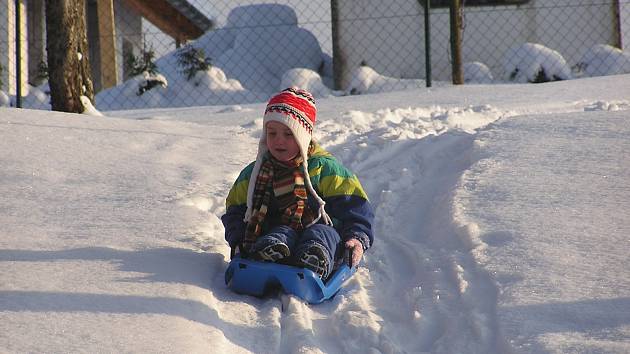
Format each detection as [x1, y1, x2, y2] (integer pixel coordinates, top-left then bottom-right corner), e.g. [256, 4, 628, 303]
[345, 238, 364, 267]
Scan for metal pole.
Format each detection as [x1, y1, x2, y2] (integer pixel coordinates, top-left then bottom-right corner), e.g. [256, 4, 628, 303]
[15, 0, 22, 107]
[612, 0, 622, 48]
[331, 0, 344, 91]
[424, 0, 432, 87]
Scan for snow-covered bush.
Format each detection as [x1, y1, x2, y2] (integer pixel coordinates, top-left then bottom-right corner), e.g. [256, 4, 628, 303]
[187, 66, 245, 92]
[504, 43, 572, 83]
[177, 45, 212, 82]
[126, 47, 159, 78]
[576, 44, 630, 77]
[123, 47, 167, 96]
[95, 65, 259, 110]
[136, 72, 168, 96]
[464, 62, 494, 84]
[280, 68, 332, 97]
[346, 65, 425, 95]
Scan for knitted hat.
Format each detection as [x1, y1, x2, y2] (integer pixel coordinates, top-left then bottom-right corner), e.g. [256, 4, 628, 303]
[244, 87, 332, 226]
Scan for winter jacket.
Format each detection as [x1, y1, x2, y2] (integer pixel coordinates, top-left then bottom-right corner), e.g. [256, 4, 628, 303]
[221, 144, 374, 253]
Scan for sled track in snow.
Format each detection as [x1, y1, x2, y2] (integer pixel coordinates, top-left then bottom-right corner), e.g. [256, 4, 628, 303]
[309, 106, 511, 353]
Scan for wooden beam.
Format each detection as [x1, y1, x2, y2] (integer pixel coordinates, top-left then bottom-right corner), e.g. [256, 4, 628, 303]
[123, 0, 204, 42]
[97, 0, 118, 89]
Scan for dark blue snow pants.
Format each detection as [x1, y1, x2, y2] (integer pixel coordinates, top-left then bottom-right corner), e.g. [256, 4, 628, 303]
[252, 224, 342, 275]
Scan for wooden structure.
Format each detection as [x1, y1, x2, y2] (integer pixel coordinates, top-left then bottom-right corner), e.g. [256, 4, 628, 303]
[1, 0, 213, 93]
[124, 0, 212, 45]
[92, 0, 213, 90]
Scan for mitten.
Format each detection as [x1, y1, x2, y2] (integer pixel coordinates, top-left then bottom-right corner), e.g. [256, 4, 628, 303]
[345, 238, 364, 267]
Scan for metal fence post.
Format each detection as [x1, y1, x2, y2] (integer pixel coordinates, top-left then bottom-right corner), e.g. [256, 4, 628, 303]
[424, 0, 432, 87]
[15, 0, 22, 108]
[331, 0, 345, 91]
[613, 0, 622, 48]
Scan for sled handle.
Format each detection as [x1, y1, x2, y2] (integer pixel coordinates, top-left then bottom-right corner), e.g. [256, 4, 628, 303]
[345, 248, 354, 268]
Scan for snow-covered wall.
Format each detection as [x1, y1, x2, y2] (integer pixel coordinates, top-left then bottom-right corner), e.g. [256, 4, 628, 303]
[336, 0, 619, 82]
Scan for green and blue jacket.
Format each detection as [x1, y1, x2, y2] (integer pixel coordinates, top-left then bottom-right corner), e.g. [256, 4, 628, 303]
[221, 144, 374, 250]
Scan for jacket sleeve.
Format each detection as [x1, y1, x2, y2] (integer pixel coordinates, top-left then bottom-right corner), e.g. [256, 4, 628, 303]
[313, 158, 374, 249]
[221, 205, 247, 249]
[221, 163, 254, 249]
[324, 195, 374, 250]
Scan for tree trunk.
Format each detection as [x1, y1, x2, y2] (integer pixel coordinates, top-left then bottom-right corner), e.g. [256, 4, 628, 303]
[449, 0, 463, 85]
[45, 0, 94, 113]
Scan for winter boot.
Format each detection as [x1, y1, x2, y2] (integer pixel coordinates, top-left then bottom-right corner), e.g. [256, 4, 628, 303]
[297, 243, 330, 279]
[253, 241, 290, 262]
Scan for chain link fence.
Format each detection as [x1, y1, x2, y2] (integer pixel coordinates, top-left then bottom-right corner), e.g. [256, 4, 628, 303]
[1, 0, 629, 111]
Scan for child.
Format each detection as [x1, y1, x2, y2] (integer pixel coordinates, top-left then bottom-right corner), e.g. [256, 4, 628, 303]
[221, 88, 374, 279]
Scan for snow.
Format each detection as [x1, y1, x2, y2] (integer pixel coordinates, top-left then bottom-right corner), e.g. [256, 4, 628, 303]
[2, 6, 630, 351]
[345, 66, 429, 95]
[504, 43, 572, 83]
[577, 44, 630, 77]
[456, 109, 630, 353]
[79, 96, 103, 116]
[464, 62, 494, 84]
[2, 73, 630, 353]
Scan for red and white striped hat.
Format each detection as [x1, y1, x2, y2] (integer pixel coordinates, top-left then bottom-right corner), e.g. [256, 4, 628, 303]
[263, 87, 317, 156]
[245, 87, 331, 226]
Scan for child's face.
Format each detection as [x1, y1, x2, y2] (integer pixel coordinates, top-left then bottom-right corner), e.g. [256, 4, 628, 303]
[265, 121, 300, 162]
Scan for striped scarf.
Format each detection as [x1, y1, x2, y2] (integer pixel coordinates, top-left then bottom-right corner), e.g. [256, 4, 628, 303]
[242, 154, 315, 252]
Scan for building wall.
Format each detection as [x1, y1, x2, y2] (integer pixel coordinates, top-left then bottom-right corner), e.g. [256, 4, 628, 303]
[86, 0, 103, 91]
[114, 0, 143, 82]
[336, 0, 424, 88]
[337, 0, 618, 83]
[26, 0, 45, 85]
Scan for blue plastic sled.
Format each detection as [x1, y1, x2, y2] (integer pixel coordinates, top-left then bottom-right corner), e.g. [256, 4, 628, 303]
[225, 255, 356, 304]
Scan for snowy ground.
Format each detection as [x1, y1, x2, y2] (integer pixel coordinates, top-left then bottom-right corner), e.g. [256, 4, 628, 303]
[1, 75, 630, 353]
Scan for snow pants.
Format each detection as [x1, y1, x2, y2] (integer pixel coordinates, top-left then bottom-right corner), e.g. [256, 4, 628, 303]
[253, 224, 342, 275]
